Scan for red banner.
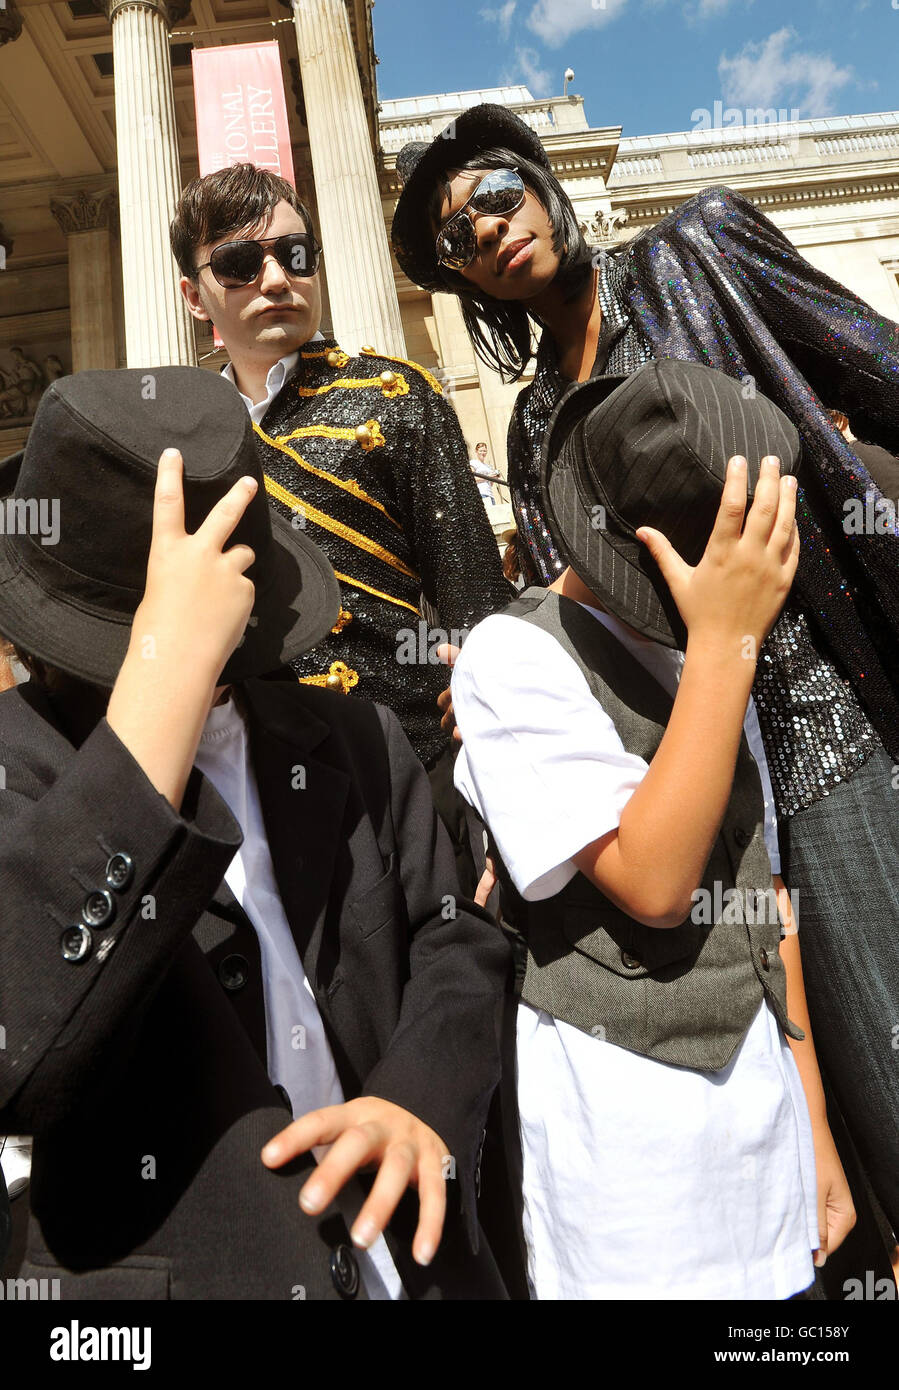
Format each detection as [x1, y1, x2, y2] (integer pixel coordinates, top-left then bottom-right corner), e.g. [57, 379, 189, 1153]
[191, 41, 295, 185]
[191, 43, 296, 345]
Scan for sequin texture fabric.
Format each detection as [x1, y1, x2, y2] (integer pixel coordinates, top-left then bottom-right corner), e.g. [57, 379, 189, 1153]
[255, 339, 511, 766]
[507, 187, 899, 815]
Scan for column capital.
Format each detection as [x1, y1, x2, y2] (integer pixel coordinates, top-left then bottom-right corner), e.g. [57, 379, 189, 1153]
[0, 0, 24, 47]
[579, 205, 628, 247]
[50, 190, 119, 237]
[91, 0, 192, 27]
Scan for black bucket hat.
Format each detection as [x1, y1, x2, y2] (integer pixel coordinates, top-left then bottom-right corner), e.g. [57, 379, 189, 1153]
[391, 102, 551, 292]
[0, 366, 340, 687]
[542, 359, 802, 648]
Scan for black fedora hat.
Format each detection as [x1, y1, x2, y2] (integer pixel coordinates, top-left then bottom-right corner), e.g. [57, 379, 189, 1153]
[391, 102, 551, 292]
[542, 360, 802, 648]
[0, 366, 340, 687]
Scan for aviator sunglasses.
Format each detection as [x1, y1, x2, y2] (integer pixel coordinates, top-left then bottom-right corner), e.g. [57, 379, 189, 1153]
[435, 168, 526, 272]
[196, 232, 323, 288]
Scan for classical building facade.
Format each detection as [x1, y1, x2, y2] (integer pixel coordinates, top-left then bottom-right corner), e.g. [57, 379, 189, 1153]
[2, 5, 898, 546]
[0, 0, 396, 455]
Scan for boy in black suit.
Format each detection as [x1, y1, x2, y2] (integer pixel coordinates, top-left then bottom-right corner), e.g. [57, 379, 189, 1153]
[0, 366, 509, 1300]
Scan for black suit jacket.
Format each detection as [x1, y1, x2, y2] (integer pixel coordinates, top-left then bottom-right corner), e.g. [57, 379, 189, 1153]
[0, 676, 511, 1299]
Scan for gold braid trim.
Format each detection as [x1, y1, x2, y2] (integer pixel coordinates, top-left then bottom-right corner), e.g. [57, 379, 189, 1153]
[301, 347, 351, 368]
[296, 374, 410, 400]
[274, 420, 387, 455]
[254, 423, 399, 527]
[263, 473, 420, 581]
[358, 346, 444, 396]
[297, 661, 359, 694]
[331, 569, 422, 617]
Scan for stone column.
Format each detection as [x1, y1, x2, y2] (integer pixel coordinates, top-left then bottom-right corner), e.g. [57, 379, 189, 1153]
[95, 0, 196, 367]
[288, 0, 406, 357]
[50, 191, 120, 372]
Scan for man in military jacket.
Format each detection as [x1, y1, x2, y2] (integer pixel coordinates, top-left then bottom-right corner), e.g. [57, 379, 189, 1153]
[172, 165, 511, 772]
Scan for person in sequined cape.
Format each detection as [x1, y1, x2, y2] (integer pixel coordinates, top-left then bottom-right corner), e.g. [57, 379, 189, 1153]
[391, 106, 899, 1262]
[172, 165, 510, 774]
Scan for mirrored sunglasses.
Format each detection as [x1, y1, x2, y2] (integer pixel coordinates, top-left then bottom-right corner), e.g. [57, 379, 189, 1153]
[197, 232, 322, 288]
[435, 168, 526, 272]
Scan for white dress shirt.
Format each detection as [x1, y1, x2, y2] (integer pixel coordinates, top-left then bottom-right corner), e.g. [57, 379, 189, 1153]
[221, 333, 324, 424]
[194, 696, 404, 1300]
[452, 607, 818, 1300]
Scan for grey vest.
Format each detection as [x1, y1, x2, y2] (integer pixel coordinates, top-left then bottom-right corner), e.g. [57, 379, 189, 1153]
[499, 588, 803, 1071]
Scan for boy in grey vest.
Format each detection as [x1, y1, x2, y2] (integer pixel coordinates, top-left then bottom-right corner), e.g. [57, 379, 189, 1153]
[451, 361, 854, 1299]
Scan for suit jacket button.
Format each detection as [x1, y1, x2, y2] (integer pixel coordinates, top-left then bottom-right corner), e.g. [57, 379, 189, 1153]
[218, 953, 249, 991]
[759, 948, 770, 971]
[81, 889, 115, 927]
[620, 949, 642, 970]
[61, 925, 92, 962]
[105, 852, 134, 891]
[330, 1243, 360, 1299]
[734, 827, 752, 848]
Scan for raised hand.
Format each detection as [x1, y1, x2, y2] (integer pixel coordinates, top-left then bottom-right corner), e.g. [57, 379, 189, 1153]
[106, 448, 258, 810]
[133, 448, 257, 681]
[636, 455, 799, 657]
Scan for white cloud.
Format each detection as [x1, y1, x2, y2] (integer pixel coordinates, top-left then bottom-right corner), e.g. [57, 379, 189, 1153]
[718, 27, 853, 118]
[480, 2, 518, 41]
[691, 0, 739, 17]
[515, 45, 554, 96]
[526, 0, 626, 49]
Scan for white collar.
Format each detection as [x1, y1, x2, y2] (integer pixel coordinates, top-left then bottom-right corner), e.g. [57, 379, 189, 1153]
[221, 331, 325, 409]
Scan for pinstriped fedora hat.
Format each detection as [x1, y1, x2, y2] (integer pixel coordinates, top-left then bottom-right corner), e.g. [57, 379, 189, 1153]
[541, 359, 801, 647]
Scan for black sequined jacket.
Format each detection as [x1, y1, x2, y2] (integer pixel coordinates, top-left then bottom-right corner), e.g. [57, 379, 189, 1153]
[508, 185, 899, 815]
[254, 338, 511, 766]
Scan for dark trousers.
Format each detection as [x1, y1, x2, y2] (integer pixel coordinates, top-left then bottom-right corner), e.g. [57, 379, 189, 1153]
[780, 741, 899, 1238]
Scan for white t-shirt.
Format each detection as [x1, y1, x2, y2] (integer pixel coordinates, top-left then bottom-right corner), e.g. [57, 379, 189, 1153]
[469, 459, 497, 505]
[194, 696, 404, 1300]
[452, 608, 818, 1300]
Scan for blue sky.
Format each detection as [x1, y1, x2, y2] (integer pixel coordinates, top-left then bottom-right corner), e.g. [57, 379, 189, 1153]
[373, 0, 897, 137]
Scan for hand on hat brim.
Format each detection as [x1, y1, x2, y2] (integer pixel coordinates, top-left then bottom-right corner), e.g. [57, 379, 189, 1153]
[636, 455, 799, 656]
[106, 449, 258, 812]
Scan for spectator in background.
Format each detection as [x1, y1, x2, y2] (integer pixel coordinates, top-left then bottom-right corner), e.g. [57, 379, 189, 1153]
[469, 441, 503, 506]
[829, 408, 899, 503]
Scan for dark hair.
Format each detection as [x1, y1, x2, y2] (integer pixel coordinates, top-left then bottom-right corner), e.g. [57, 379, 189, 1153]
[170, 164, 316, 280]
[475, 441, 488, 449]
[426, 147, 594, 382]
